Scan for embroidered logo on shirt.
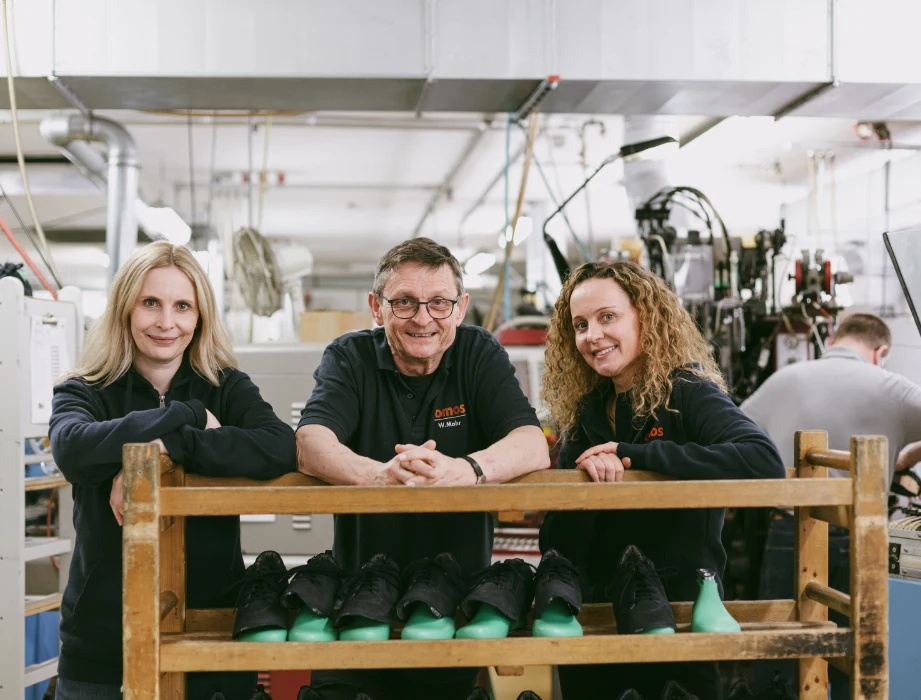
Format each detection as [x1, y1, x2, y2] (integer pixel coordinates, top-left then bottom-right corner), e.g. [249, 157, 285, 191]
[645, 426, 664, 442]
[434, 403, 466, 428]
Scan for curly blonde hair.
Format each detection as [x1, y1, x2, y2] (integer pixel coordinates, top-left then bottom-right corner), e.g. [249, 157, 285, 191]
[542, 260, 725, 438]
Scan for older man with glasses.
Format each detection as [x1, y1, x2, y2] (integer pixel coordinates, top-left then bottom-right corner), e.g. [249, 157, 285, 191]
[296, 237, 550, 700]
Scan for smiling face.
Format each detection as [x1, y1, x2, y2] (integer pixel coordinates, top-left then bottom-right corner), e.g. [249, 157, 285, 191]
[129, 266, 199, 374]
[569, 277, 642, 392]
[369, 262, 469, 376]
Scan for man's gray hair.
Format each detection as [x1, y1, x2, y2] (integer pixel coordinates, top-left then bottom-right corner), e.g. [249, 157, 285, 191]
[372, 237, 465, 298]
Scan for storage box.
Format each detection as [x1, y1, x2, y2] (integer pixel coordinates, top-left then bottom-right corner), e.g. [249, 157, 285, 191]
[299, 310, 372, 343]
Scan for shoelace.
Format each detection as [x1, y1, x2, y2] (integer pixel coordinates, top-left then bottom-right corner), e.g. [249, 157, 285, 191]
[225, 565, 289, 607]
[341, 560, 401, 601]
[287, 558, 341, 581]
[538, 554, 580, 584]
[629, 561, 677, 603]
[469, 559, 536, 589]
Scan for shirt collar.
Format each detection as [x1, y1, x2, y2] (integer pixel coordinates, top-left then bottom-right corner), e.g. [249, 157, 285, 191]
[821, 345, 869, 364]
[372, 325, 456, 375]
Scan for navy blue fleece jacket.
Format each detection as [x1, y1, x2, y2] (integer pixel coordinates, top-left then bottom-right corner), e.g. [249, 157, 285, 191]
[49, 360, 295, 686]
[540, 370, 784, 602]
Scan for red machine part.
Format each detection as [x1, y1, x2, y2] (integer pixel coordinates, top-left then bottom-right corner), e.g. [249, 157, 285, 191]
[794, 259, 804, 293]
[823, 260, 834, 296]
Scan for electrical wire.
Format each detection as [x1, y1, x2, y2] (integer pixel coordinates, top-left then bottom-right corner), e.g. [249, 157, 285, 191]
[1, 0, 62, 288]
[0, 212, 58, 297]
[0, 179, 57, 279]
[206, 114, 218, 230]
[258, 115, 272, 231]
[188, 111, 197, 227]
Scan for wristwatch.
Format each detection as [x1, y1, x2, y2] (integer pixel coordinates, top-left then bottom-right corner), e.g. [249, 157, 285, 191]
[461, 455, 487, 485]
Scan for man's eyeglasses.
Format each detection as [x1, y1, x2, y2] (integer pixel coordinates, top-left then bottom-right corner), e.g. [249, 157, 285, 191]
[384, 297, 459, 319]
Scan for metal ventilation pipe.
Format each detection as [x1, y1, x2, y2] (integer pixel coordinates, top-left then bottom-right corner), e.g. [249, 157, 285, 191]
[39, 113, 140, 285]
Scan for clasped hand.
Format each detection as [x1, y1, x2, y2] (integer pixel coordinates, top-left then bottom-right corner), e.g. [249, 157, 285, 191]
[575, 441, 632, 482]
[378, 440, 477, 487]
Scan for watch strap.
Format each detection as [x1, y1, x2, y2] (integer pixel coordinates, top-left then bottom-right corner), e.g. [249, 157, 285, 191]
[461, 455, 486, 484]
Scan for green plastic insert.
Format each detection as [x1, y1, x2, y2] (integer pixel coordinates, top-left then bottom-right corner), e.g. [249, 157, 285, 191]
[236, 627, 288, 643]
[400, 604, 457, 640]
[532, 598, 584, 638]
[287, 609, 338, 642]
[691, 574, 741, 633]
[338, 616, 391, 641]
[641, 626, 676, 635]
[455, 603, 519, 639]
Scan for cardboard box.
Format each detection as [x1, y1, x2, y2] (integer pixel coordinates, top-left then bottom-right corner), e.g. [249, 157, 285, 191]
[299, 310, 372, 342]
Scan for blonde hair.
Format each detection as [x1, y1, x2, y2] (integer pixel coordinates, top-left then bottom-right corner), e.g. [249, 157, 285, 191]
[68, 241, 237, 387]
[542, 260, 725, 438]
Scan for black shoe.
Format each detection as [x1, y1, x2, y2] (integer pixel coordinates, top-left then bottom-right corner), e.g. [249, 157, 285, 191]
[252, 685, 273, 700]
[727, 679, 754, 698]
[209, 694, 226, 700]
[516, 692, 542, 700]
[616, 691, 644, 700]
[283, 550, 343, 616]
[533, 549, 581, 619]
[335, 553, 403, 627]
[607, 545, 676, 635]
[295, 686, 322, 700]
[465, 689, 491, 700]
[660, 680, 698, 700]
[461, 558, 536, 625]
[396, 552, 466, 620]
[232, 551, 290, 639]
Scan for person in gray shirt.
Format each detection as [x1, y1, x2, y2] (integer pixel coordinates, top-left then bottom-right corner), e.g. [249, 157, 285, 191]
[741, 312, 921, 699]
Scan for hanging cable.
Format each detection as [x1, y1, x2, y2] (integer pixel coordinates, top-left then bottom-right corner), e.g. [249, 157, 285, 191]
[258, 115, 272, 231]
[807, 150, 820, 250]
[483, 115, 540, 332]
[0, 180, 57, 280]
[1, 0, 62, 287]
[187, 111, 197, 228]
[828, 151, 839, 259]
[0, 213, 58, 298]
[206, 113, 218, 230]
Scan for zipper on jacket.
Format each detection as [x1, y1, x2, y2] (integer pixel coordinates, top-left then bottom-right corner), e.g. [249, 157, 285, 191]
[159, 395, 165, 408]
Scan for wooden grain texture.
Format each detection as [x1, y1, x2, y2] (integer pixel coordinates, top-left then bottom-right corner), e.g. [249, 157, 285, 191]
[24, 593, 62, 616]
[160, 478, 850, 516]
[850, 436, 889, 699]
[122, 443, 162, 700]
[159, 628, 852, 672]
[827, 656, 852, 676]
[159, 463, 186, 700]
[804, 448, 852, 472]
[23, 474, 69, 492]
[805, 581, 851, 618]
[795, 430, 831, 700]
[809, 506, 850, 529]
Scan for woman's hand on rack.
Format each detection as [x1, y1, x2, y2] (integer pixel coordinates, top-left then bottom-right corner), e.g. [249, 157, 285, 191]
[205, 409, 222, 430]
[575, 441, 631, 483]
[110, 470, 125, 526]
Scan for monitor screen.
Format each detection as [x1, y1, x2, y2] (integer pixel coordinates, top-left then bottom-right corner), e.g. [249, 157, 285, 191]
[883, 228, 921, 339]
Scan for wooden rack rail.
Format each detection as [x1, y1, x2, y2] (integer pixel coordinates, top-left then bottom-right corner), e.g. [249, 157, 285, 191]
[121, 430, 889, 700]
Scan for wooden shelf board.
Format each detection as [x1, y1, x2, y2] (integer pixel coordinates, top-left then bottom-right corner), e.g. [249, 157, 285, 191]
[160, 478, 852, 516]
[24, 474, 68, 492]
[25, 593, 62, 616]
[160, 627, 852, 672]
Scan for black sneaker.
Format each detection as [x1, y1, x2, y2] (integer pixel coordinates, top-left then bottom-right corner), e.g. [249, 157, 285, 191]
[295, 686, 322, 700]
[335, 553, 403, 627]
[727, 679, 755, 698]
[533, 549, 581, 619]
[460, 558, 536, 625]
[396, 552, 466, 620]
[606, 545, 676, 635]
[616, 691, 644, 700]
[465, 689, 491, 700]
[660, 680, 698, 699]
[232, 551, 290, 640]
[252, 685, 273, 700]
[283, 550, 343, 616]
[515, 692, 542, 700]
[728, 675, 795, 700]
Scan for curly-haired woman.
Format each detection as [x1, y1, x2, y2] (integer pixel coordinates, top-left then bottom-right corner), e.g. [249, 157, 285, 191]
[50, 242, 295, 700]
[539, 260, 784, 699]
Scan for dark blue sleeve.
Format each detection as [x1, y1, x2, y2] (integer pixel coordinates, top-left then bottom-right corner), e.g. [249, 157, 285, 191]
[49, 379, 206, 486]
[469, 337, 541, 442]
[616, 377, 785, 480]
[159, 371, 296, 480]
[297, 344, 360, 444]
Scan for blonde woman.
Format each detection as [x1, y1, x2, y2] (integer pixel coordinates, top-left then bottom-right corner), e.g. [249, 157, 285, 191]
[539, 261, 783, 699]
[49, 242, 295, 700]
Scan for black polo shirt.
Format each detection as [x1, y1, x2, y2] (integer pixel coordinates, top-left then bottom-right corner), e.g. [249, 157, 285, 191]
[299, 324, 541, 576]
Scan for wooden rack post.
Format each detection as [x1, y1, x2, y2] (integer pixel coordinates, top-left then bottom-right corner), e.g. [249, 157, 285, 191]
[121, 431, 889, 700]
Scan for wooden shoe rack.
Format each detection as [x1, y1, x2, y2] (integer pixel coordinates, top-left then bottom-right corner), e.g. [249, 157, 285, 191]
[120, 430, 889, 700]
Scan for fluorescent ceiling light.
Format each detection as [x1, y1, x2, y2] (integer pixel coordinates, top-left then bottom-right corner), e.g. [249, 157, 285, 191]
[465, 252, 497, 275]
[135, 201, 192, 245]
[497, 215, 533, 249]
